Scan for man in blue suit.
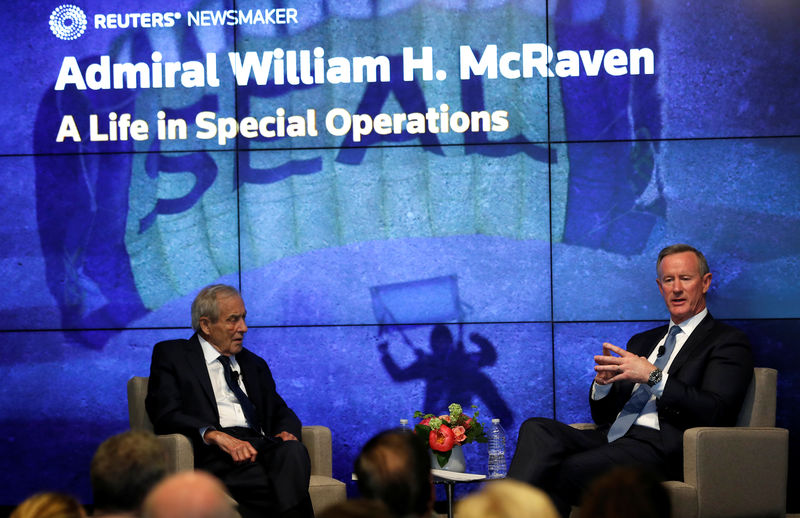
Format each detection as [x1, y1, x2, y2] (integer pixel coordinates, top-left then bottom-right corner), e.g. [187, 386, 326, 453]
[146, 284, 313, 518]
[508, 244, 754, 516]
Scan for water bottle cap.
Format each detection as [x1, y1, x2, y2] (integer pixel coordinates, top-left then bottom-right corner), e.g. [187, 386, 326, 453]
[400, 419, 408, 424]
[492, 418, 500, 423]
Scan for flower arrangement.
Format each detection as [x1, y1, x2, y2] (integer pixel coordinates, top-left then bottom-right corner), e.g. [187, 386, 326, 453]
[414, 403, 487, 467]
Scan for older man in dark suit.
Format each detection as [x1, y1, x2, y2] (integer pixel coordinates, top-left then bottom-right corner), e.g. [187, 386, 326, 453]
[508, 244, 754, 517]
[146, 284, 313, 518]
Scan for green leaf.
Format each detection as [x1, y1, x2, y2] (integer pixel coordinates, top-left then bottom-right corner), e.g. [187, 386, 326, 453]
[435, 450, 452, 468]
[414, 424, 431, 447]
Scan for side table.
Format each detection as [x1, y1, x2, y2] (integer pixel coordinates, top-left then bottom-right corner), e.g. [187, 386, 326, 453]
[432, 469, 487, 518]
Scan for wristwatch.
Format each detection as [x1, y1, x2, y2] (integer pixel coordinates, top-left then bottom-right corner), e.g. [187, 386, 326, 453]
[647, 368, 662, 387]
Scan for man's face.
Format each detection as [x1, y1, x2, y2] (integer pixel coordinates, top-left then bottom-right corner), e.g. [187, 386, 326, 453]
[657, 251, 712, 324]
[200, 294, 247, 356]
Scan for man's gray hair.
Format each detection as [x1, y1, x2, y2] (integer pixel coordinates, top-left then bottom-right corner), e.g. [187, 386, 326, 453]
[190, 284, 240, 331]
[657, 244, 710, 277]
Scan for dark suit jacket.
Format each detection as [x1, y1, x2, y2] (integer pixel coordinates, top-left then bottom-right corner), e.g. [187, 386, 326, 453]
[589, 313, 753, 476]
[145, 334, 302, 461]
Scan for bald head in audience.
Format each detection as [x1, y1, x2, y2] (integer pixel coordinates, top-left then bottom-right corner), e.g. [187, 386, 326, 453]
[142, 471, 237, 518]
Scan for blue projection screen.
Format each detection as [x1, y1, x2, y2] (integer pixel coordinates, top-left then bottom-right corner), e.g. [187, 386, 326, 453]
[1, 0, 799, 509]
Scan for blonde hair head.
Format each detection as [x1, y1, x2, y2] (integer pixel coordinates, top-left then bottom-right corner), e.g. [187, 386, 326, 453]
[10, 492, 86, 518]
[456, 480, 559, 518]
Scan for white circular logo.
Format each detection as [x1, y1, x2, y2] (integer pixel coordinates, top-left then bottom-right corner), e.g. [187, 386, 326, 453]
[50, 4, 87, 40]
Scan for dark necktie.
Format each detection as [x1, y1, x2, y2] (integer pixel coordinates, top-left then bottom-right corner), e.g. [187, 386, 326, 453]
[218, 355, 259, 431]
[607, 325, 681, 442]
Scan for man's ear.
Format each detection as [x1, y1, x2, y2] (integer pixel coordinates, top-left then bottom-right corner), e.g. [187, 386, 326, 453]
[198, 317, 211, 335]
[702, 272, 712, 293]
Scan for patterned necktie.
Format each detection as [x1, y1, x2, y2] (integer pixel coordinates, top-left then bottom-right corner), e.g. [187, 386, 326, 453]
[218, 355, 259, 431]
[607, 325, 681, 442]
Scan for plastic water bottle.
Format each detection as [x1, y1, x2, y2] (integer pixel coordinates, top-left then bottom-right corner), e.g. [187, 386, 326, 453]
[488, 418, 507, 478]
[399, 419, 411, 432]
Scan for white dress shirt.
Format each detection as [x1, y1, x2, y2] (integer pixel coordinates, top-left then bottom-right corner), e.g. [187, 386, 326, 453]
[199, 335, 250, 435]
[593, 308, 708, 430]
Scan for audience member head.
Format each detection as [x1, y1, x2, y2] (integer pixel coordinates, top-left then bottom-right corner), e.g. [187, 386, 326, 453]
[142, 471, 236, 518]
[317, 499, 392, 518]
[354, 429, 433, 518]
[90, 430, 168, 516]
[577, 466, 670, 518]
[10, 492, 86, 518]
[456, 479, 559, 518]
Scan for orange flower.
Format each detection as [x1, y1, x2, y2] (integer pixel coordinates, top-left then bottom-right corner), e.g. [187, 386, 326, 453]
[452, 425, 467, 443]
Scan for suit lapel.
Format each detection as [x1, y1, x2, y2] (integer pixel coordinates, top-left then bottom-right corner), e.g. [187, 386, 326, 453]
[638, 325, 668, 358]
[237, 351, 263, 414]
[667, 313, 714, 375]
[185, 334, 218, 416]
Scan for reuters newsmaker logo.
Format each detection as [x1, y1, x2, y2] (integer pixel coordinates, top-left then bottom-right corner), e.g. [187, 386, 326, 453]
[50, 4, 87, 40]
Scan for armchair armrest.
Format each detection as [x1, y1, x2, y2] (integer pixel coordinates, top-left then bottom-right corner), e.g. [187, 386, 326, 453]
[157, 433, 194, 473]
[683, 427, 788, 518]
[302, 425, 333, 477]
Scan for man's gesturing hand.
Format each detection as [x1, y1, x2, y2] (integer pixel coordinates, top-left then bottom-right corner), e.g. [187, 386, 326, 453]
[594, 342, 656, 385]
[204, 430, 258, 463]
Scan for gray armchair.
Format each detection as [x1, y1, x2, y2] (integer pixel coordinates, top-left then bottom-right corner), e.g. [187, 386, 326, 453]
[127, 376, 346, 514]
[570, 368, 789, 518]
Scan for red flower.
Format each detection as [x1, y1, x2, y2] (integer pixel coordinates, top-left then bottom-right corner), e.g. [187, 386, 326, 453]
[419, 417, 431, 427]
[429, 425, 456, 452]
[464, 417, 473, 429]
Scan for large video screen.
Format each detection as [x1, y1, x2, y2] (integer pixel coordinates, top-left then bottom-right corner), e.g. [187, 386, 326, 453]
[2, 0, 799, 507]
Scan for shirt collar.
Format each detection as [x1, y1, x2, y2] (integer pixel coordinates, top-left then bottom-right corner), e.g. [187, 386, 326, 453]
[198, 334, 227, 365]
[671, 307, 708, 337]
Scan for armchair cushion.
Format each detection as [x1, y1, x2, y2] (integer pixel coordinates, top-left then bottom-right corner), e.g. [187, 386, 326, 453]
[299, 426, 346, 512]
[302, 425, 334, 478]
[155, 434, 194, 473]
[684, 426, 788, 518]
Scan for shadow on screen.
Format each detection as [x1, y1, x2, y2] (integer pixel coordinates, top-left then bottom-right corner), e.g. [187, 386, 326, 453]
[371, 276, 513, 425]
